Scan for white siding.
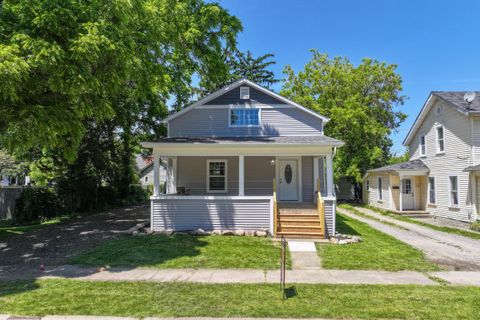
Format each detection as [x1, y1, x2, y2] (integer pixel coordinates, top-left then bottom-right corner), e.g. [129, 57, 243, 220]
[409, 100, 474, 221]
[364, 173, 392, 210]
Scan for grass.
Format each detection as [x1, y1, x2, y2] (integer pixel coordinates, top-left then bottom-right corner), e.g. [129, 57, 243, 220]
[70, 233, 289, 270]
[0, 217, 69, 241]
[317, 211, 440, 271]
[0, 279, 479, 319]
[364, 204, 480, 240]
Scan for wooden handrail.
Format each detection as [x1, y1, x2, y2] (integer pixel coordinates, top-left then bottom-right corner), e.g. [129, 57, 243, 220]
[273, 178, 278, 236]
[317, 178, 325, 238]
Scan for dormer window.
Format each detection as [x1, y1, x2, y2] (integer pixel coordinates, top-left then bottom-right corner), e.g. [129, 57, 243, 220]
[230, 108, 260, 127]
[240, 86, 250, 99]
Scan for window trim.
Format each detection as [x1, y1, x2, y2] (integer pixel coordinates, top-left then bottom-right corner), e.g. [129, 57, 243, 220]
[366, 179, 370, 191]
[448, 175, 459, 207]
[239, 86, 250, 99]
[206, 159, 228, 193]
[377, 176, 383, 200]
[428, 176, 436, 204]
[228, 108, 261, 128]
[436, 125, 445, 154]
[420, 134, 426, 156]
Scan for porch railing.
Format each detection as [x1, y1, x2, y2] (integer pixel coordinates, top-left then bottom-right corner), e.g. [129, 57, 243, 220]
[317, 178, 326, 238]
[273, 178, 279, 236]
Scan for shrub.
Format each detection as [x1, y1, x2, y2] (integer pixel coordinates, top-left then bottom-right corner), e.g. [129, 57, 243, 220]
[125, 184, 149, 204]
[471, 222, 480, 232]
[15, 187, 64, 224]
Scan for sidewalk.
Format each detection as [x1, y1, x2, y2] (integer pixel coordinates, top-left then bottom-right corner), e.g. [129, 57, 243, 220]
[2, 264, 480, 286]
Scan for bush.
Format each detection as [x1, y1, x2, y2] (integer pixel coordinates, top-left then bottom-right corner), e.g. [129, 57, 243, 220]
[15, 187, 64, 224]
[125, 184, 149, 204]
[471, 222, 480, 232]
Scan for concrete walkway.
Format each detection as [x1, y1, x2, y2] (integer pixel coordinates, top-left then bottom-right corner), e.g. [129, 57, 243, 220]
[3, 264, 480, 286]
[287, 241, 321, 270]
[338, 206, 480, 270]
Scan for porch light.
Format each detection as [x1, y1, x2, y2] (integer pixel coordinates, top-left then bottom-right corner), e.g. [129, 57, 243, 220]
[270, 159, 275, 166]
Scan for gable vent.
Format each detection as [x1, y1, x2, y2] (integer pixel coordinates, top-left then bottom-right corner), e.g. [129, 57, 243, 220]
[240, 86, 250, 100]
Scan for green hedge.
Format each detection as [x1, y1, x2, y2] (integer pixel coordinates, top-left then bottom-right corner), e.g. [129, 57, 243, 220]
[15, 187, 64, 225]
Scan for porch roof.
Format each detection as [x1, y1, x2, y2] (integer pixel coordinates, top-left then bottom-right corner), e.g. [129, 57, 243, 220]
[367, 159, 429, 174]
[464, 164, 480, 171]
[142, 135, 344, 147]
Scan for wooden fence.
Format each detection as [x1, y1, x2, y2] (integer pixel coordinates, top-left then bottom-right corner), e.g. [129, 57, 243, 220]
[0, 187, 23, 220]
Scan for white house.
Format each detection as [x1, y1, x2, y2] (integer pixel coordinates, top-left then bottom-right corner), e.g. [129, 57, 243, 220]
[364, 91, 480, 223]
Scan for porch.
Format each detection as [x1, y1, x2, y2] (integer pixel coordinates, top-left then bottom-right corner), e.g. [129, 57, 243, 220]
[142, 136, 343, 238]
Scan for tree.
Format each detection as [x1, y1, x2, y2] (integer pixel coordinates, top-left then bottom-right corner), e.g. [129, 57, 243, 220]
[281, 50, 406, 182]
[227, 50, 279, 87]
[0, 0, 241, 160]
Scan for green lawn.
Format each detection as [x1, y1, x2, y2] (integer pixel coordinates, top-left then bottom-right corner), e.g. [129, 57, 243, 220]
[70, 233, 289, 270]
[364, 205, 480, 240]
[317, 212, 440, 271]
[0, 218, 68, 241]
[0, 279, 479, 319]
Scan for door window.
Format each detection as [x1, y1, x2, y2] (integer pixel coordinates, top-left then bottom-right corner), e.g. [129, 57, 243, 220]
[402, 179, 412, 194]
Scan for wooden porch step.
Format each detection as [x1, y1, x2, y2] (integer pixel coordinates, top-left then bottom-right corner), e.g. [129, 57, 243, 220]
[279, 226, 322, 233]
[279, 209, 317, 215]
[279, 214, 319, 220]
[278, 218, 320, 225]
[276, 231, 324, 239]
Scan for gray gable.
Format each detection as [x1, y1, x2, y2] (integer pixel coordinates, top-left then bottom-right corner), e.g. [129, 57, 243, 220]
[204, 84, 284, 105]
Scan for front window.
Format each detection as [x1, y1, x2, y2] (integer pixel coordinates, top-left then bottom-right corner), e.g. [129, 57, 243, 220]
[377, 177, 383, 200]
[449, 176, 458, 206]
[230, 109, 260, 127]
[207, 160, 228, 193]
[420, 135, 426, 156]
[436, 126, 444, 153]
[366, 180, 370, 191]
[428, 177, 436, 204]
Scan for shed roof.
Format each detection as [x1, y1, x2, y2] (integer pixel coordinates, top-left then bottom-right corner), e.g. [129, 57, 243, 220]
[367, 159, 429, 173]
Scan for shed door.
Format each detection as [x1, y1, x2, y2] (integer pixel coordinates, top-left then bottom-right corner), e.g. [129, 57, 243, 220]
[278, 159, 298, 201]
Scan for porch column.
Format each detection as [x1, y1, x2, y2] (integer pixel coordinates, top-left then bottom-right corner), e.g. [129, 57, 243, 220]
[166, 157, 177, 194]
[326, 153, 334, 197]
[399, 176, 403, 212]
[153, 154, 160, 196]
[239, 155, 245, 196]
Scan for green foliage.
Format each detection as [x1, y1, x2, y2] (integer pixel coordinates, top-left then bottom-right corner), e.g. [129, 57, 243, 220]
[281, 51, 406, 182]
[0, 150, 29, 178]
[388, 151, 410, 165]
[470, 222, 480, 232]
[227, 50, 279, 87]
[15, 187, 64, 224]
[0, 0, 242, 160]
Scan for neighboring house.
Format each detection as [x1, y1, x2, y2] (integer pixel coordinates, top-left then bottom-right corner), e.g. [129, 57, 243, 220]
[364, 91, 480, 222]
[142, 79, 344, 238]
[135, 155, 166, 188]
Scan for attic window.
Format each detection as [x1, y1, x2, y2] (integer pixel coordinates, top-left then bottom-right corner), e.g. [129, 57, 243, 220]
[240, 86, 250, 99]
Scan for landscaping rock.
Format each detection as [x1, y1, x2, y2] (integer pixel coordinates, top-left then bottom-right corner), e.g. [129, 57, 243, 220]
[330, 233, 362, 245]
[212, 229, 222, 235]
[132, 230, 139, 236]
[255, 230, 267, 237]
[245, 230, 256, 237]
[221, 230, 234, 236]
[234, 230, 245, 236]
[156, 229, 174, 236]
[194, 228, 209, 236]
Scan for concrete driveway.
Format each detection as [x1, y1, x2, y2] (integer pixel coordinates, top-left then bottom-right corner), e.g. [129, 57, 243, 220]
[0, 204, 149, 275]
[338, 206, 480, 270]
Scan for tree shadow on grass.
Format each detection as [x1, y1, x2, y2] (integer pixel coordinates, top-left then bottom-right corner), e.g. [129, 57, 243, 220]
[69, 233, 209, 269]
[336, 214, 361, 236]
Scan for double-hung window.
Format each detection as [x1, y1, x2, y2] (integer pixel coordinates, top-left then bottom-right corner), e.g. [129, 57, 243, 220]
[420, 135, 426, 156]
[428, 177, 436, 204]
[207, 160, 228, 193]
[436, 126, 445, 153]
[449, 176, 459, 206]
[230, 108, 260, 127]
[377, 177, 383, 200]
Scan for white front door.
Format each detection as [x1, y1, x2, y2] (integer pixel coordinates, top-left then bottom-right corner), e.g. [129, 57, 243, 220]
[402, 177, 415, 210]
[278, 159, 298, 201]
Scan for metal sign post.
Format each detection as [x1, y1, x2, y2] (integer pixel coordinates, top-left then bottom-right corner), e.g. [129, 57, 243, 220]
[280, 235, 286, 299]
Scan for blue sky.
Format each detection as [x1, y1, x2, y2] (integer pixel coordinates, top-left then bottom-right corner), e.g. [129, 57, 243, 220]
[219, 0, 480, 154]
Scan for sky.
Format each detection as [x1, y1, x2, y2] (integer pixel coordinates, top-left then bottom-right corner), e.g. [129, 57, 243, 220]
[219, 0, 480, 154]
